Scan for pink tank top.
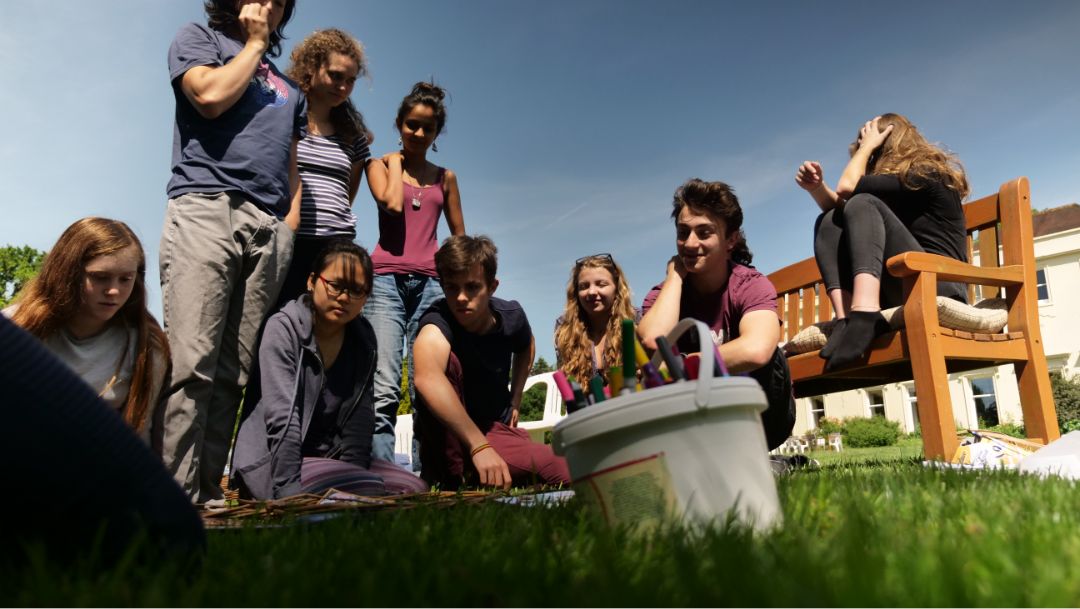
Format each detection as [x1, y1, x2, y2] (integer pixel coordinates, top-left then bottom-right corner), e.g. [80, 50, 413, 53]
[371, 168, 445, 276]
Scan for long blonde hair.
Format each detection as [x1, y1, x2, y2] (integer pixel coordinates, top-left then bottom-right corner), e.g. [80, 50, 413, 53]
[851, 113, 969, 199]
[554, 255, 636, 384]
[10, 218, 169, 433]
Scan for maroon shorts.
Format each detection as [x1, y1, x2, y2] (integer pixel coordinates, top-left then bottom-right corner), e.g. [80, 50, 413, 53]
[416, 354, 571, 489]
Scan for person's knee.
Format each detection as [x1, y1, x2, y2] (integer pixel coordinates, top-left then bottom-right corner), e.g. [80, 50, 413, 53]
[816, 207, 839, 227]
[841, 193, 884, 219]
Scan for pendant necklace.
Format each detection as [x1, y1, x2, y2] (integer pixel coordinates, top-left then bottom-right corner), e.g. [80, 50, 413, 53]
[408, 166, 424, 210]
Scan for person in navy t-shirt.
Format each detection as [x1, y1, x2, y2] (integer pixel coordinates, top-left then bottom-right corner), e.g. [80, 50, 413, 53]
[159, 0, 307, 503]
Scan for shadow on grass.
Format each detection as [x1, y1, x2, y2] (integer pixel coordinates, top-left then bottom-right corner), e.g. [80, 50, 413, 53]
[7, 459, 1080, 606]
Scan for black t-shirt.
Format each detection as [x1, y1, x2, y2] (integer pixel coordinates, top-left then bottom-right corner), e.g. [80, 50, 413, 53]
[419, 297, 533, 426]
[302, 336, 357, 457]
[854, 174, 968, 302]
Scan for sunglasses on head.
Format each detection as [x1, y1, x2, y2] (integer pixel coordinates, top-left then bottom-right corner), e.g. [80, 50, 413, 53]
[574, 253, 615, 267]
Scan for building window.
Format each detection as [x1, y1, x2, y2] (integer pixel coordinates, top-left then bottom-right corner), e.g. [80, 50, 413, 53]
[970, 377, 999, 427]
[1036, 268, 1050, 303]
[866, 389, 885, 418]
[905, 384, 920, 431]
[810, 397, 826, 428]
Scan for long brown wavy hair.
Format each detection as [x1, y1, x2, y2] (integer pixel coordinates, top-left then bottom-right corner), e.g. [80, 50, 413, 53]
[10, 218, 170, 433]
[287, 28, 369, 145]
[554, 255, 637, 384]
[851, 113, 970, 199]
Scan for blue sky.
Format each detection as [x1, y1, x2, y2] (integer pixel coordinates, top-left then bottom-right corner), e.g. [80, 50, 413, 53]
[3, 0, 1080, 363]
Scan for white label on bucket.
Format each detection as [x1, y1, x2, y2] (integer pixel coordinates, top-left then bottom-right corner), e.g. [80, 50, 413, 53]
[573, 453, 677, 531]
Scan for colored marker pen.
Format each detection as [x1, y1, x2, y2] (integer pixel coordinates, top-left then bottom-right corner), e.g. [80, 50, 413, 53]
[641, 362, 665, 389]
[569, 381, 588, 413]
[633, 337, 649, 367]
[609, 366, 624, 397]
[589, 374, 606, 403]
[712, 345, 729, 377]
[683, 354, 701, 380]
[552, 370, 576, 408]
[655, 336, 686, 381]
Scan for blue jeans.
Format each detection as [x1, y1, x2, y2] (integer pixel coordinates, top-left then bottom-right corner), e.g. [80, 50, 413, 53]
[363, 273, 443, 467]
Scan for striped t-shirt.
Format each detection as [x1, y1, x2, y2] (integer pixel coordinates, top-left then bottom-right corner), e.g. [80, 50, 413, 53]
[296, 132, 371, 237]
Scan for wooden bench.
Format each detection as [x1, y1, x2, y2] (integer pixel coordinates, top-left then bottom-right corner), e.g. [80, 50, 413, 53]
[768, 177, 1060, 460]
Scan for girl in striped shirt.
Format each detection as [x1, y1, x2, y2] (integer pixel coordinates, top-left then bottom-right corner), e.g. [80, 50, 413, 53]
[277, 29, 373, 307]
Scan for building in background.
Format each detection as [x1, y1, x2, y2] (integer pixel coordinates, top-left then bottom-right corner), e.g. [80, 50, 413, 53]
[793, 203, 1080, 435]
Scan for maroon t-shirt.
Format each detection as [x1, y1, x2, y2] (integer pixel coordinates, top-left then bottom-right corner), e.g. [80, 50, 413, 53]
[641, 263, 777, 347]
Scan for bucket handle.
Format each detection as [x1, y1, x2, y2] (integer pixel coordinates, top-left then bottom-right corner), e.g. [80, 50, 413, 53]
[648, 318, 717, 410]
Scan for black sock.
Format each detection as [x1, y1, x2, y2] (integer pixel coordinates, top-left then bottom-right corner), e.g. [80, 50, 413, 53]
[819, 318, 848, 360]
[824, 310, 891, 371]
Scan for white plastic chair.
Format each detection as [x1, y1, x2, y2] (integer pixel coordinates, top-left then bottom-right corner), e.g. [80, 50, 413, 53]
[516, 372, 566, 443]
[827, 432, 843, 452]
[393, 413, 415, 468]
[393, 372, 566, 467]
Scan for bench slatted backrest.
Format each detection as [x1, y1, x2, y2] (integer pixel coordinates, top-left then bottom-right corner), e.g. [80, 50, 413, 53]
[770, 190, 1008, 344]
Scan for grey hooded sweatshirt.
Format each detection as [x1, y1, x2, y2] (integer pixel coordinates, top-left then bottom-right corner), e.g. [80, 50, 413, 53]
[232, 295, 377, 499]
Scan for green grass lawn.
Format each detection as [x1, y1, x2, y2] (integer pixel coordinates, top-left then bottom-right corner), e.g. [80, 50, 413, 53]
[807, 436, 925, 466]
[7, 443, 1080, 607]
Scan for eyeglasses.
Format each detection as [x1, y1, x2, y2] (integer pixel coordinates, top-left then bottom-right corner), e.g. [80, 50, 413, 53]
[574, 253, 615, 267]
[318, 275, 365, 299]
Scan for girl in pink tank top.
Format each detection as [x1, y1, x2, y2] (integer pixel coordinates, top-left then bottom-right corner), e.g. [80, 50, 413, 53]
[363, 81, 465, 467]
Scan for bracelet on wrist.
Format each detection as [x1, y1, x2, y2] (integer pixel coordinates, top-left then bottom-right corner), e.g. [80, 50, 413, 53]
[470, 443, 492, 458]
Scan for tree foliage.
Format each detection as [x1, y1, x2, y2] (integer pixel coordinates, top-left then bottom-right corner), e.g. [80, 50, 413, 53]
[531, 356, 554, 376]
[397, 358, 412, 415]
[519, 357, 556, 422]
[0, 245, 46, 308]
[1052, 372, 1080, 432]
[842, 416, 902, 448]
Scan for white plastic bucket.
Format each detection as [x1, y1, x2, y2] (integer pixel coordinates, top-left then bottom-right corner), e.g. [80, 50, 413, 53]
[552, 319, 782, 532]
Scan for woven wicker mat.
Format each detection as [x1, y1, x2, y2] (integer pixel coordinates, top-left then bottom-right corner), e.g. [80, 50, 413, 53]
[201, 489, 504, 529]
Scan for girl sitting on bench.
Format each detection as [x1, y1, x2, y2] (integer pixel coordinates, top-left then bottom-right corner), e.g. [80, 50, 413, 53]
[796, 113, 970, 371]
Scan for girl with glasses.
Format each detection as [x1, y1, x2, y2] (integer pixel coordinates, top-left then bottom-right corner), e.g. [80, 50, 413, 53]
[4, 218, 170, 447]
[362, 81, 466, 466]
[232, 240, 428, 499]
[554, 254, 638, 387]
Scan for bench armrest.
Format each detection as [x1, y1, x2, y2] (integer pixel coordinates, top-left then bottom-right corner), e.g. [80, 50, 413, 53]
[886, 252, 1024, 287]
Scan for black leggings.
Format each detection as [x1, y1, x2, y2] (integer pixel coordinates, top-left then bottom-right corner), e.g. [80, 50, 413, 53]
[813, 193, 924, 309]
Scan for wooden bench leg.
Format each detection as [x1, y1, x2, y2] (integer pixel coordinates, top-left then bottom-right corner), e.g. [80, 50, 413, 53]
[905, 273, 960, 461]
[1015, 358, 1060, 445]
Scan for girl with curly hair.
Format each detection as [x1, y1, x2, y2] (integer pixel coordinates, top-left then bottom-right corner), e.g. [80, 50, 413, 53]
[795, 113, 970, 370]
[363, 81, 466, 465]
[277, 28, 373, 305]
[554, 254, 638, 386]
[5, 218, 170, 446]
